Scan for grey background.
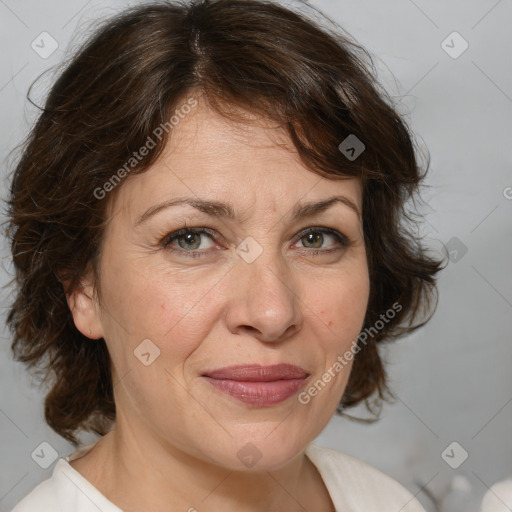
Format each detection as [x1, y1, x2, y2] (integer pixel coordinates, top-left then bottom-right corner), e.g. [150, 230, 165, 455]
[1, 1, 511, 511]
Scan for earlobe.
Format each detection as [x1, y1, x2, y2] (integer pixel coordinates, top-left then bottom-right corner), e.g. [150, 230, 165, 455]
[60, 269, 104, 340]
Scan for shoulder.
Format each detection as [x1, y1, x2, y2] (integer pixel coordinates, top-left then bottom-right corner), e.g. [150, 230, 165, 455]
[10, 467, 60, 512]
[10, 455, 122, 512]
[480, 477, 512, 511]
[305, 442, 426, 512]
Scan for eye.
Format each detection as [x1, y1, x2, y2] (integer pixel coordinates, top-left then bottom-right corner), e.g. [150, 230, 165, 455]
[161, 226, 351, 259]
[162, 227, 218, 258]
[294, 227, 350, 255]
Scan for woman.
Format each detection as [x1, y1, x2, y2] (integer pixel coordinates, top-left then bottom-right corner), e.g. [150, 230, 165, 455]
[6, 0, 444, 510]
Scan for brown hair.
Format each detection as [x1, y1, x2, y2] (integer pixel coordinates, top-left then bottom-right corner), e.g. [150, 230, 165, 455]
[4, 0, 446, 446]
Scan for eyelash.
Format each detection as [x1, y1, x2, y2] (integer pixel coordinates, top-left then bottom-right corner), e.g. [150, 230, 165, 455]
[161, 226, 351, 259]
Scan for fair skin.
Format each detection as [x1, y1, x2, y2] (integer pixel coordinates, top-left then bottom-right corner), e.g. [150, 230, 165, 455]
[67, 94, 370, 512]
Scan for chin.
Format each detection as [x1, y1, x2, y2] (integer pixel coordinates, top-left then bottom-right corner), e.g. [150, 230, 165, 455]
[202, 434, 308, 473]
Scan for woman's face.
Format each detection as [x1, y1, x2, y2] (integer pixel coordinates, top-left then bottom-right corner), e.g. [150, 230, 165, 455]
[73, 96, 370, 471]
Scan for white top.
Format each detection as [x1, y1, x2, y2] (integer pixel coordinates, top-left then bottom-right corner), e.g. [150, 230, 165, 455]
[480, 477, 512, 512]
[11, 440, 426, 512]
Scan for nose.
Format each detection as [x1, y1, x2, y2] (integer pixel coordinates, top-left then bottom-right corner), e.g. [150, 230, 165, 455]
[224, 248, 304, 343]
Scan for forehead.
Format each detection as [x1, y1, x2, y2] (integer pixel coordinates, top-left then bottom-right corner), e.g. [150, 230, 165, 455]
[107, 96, 362, 222]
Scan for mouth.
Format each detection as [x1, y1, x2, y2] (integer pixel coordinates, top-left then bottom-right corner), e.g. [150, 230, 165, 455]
[201, 364, 310, 406]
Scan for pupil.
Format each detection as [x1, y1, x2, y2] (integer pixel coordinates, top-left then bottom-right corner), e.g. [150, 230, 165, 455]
[180, 232, 200, 249]
[306, 232, 322, 248]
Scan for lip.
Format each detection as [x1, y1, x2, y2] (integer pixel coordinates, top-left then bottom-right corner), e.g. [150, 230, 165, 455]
[202, 363, 308, 381]
[201, 364, 309, 406]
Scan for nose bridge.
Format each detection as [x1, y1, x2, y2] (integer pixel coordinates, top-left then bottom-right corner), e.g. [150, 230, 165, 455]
[225, 234, 303, 341]
[246, 240, 292, 301]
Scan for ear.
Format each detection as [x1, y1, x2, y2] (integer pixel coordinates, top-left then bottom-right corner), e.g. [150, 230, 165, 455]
[59, 267, 104, 340]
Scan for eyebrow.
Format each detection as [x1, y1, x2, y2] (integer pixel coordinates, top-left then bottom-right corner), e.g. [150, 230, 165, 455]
[134, 194, 361, 226]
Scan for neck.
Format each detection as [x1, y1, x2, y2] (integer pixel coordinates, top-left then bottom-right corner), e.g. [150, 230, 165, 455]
[70, 417, 332, 511]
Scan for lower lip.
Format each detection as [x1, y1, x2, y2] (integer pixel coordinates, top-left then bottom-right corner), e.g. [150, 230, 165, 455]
[202, 376, 308, 406]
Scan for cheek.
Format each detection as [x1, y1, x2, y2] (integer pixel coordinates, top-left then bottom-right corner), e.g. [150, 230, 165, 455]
[99, 266, 215, 419]
[99, 259, 223, 368]
[306, 268, 370, 349]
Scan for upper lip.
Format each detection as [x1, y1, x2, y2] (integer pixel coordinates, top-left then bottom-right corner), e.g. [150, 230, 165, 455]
[202, 364, 309, 381]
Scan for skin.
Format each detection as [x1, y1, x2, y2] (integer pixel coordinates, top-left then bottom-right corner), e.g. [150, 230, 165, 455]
[67, 93, 370, 512]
